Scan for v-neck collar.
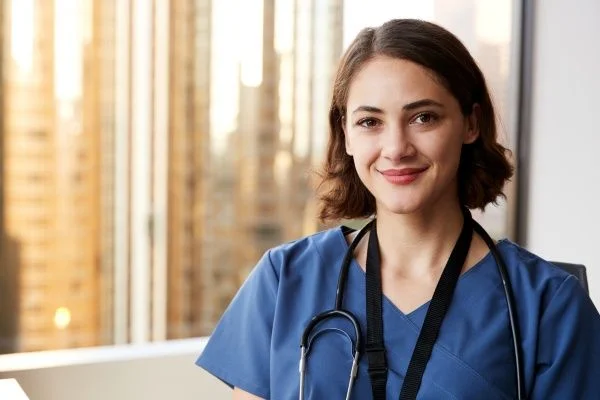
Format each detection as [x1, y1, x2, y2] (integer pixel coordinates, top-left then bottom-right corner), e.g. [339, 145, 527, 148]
[334, 225, 506, 319]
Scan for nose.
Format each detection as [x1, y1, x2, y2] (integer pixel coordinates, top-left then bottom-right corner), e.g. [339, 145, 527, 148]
[380, 123, 415, 161]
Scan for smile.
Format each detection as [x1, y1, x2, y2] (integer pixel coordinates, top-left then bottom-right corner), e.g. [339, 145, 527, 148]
[379, 167, 428, 185]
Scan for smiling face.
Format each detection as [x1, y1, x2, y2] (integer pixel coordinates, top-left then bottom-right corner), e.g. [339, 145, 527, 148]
[344, 55, 479, 217]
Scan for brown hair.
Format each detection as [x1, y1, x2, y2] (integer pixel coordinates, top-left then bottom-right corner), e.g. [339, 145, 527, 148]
[317, 19, 514, 222]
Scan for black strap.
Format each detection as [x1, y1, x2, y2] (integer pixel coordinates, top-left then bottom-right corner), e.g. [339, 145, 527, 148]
[365, 209, 473, 400]
[366, 222, 387, 398]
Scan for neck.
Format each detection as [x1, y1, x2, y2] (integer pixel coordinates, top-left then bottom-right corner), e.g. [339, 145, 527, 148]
[375, 201, 466, 279]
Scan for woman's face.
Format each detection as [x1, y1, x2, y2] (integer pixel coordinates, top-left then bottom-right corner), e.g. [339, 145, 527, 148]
[344, 55, 479, 216]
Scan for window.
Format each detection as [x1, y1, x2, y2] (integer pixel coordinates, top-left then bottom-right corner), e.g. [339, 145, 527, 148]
[0, 0, 520, 354]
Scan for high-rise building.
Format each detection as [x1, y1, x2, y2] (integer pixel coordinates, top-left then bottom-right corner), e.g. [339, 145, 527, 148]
[277, 0, 345, 238]
[170, 0, 347, 338]
[231, 0, 345, 276]
[166, 0, 213, 339]
[0, 2, 21, 350]
[0, 0, 6, 350]
[232, 0, 345, 271]
[96, 0, 118, 346]
[236, 0, 281, 273]
[0, 0, 349, 352]
[0, 0, 104, 352]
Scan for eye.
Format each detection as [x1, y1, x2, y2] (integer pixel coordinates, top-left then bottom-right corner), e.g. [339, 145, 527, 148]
[412, 112, 438, 125]
[355, 117, 381, 128]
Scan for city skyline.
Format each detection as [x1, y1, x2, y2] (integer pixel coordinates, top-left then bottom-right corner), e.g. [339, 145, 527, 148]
[0, 0, 515, 354]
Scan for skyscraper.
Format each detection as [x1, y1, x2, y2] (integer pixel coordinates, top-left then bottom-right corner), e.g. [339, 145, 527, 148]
[96, 0, 118, 346]
[230, 0, 346, 273]
[165, 0, 346, 337]
[0, 0, 104, 352]
[0, 0, 349, 352]
[278, 0, 345, 238]
[236, 0, 281, 271]
[166, 0, 213, 339]
[0, 1, 21, 349]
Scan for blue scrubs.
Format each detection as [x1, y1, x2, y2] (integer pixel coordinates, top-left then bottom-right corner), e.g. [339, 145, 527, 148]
[196, 227, 600, 399]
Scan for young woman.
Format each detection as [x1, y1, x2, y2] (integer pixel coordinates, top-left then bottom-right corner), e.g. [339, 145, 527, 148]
[196, 19, 600, 399]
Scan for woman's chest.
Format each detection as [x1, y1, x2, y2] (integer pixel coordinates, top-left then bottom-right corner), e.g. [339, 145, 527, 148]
[269, 269, 519, 399]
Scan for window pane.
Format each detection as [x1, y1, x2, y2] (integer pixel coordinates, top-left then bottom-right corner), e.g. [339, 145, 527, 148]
[165, 0, 520, 338]
[1, 0, 112, 353]
[0, 0, 519, 353]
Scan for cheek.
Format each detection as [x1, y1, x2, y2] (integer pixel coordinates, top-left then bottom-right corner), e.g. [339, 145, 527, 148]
[421, 129, 464, 165]
[350, 146, 378, 187]
[429, 140, 464, 179]
[350, 138, 380, 165]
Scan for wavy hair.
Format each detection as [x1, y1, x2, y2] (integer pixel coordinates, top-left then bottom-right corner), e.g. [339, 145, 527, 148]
[317, 19, 514, 222]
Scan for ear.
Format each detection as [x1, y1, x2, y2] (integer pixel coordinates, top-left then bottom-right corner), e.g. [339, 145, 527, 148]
[463, 103, 481, 144]
[342, 116, 353, 156]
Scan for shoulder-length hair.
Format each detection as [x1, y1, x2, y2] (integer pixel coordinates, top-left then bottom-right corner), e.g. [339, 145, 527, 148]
[317, 19, 514, 222]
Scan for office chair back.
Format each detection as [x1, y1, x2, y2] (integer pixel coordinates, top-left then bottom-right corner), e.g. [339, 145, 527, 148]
[551, 262, 589, 294]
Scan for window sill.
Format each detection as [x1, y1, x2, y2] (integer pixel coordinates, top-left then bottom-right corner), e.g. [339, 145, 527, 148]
[0, 337, 208, 372]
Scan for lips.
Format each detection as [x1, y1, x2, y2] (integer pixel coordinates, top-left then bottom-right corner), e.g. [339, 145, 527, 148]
[379, 167, 428, 184]
[380, 167, 428, 176]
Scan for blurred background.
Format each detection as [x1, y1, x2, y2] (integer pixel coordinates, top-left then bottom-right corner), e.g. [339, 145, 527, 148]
[0, 0, 517, 354]
[0, 0, 598, 399]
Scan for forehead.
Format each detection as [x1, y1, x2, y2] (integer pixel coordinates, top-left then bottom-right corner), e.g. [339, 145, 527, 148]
[346, 56, 453, 109]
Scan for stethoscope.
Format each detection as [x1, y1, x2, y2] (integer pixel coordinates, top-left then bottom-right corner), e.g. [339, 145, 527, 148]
[299, 211, 525, 400]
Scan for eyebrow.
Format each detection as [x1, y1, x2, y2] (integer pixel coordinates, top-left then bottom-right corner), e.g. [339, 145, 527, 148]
[403, 99, 444, 111]
[351, 99, 444, 115]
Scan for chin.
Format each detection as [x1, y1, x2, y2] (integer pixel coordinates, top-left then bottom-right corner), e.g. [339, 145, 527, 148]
[377, 199, 425, 216]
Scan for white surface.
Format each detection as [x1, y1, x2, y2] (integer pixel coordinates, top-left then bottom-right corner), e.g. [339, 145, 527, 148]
[0, 379, 30, 400]
[526, 0, 600, 307]
[0, 338, 230, 400]
[0, 338, 207, 372]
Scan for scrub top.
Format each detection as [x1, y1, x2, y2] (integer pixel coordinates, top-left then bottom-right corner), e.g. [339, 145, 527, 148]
[196, 227, 600, 399]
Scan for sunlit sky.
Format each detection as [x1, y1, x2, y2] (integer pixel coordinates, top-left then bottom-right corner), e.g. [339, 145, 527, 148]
[11, 0, 87, 103]
[10, 0, 34, 73]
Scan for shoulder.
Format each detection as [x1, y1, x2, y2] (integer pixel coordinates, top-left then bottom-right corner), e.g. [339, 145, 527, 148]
[233, 226, 347, 304]
[266, 226, 347, 279]
[495, 239, 589, 311]
[498, 239, 570, 282]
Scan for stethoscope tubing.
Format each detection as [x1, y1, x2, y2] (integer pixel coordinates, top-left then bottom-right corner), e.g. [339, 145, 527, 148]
[299, 218, 525, 399]
[472, 220, 525, 399]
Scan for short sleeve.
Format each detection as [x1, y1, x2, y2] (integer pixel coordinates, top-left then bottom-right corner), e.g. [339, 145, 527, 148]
[530, 275, 600, 399]
[196, 250, 279, 398]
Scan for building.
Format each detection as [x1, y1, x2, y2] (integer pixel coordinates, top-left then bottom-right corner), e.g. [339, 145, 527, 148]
[0, 0, 348, 351]
[166, 0, 213, 339]
[0, 0, 105, 352]
[170, 0, 346, 335]
[232, 0, 345, 274]
[278, 0, 345, 238]
[0, 0, 7, 352]
[96, 0, 118, 346]
[235, 0, 281, 276]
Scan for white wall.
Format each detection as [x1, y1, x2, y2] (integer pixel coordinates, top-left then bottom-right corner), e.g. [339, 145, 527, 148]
[526, 0, 600, 307]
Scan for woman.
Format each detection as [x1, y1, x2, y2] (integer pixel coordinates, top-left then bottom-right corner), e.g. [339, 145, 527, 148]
[196, 19, 600, 399]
